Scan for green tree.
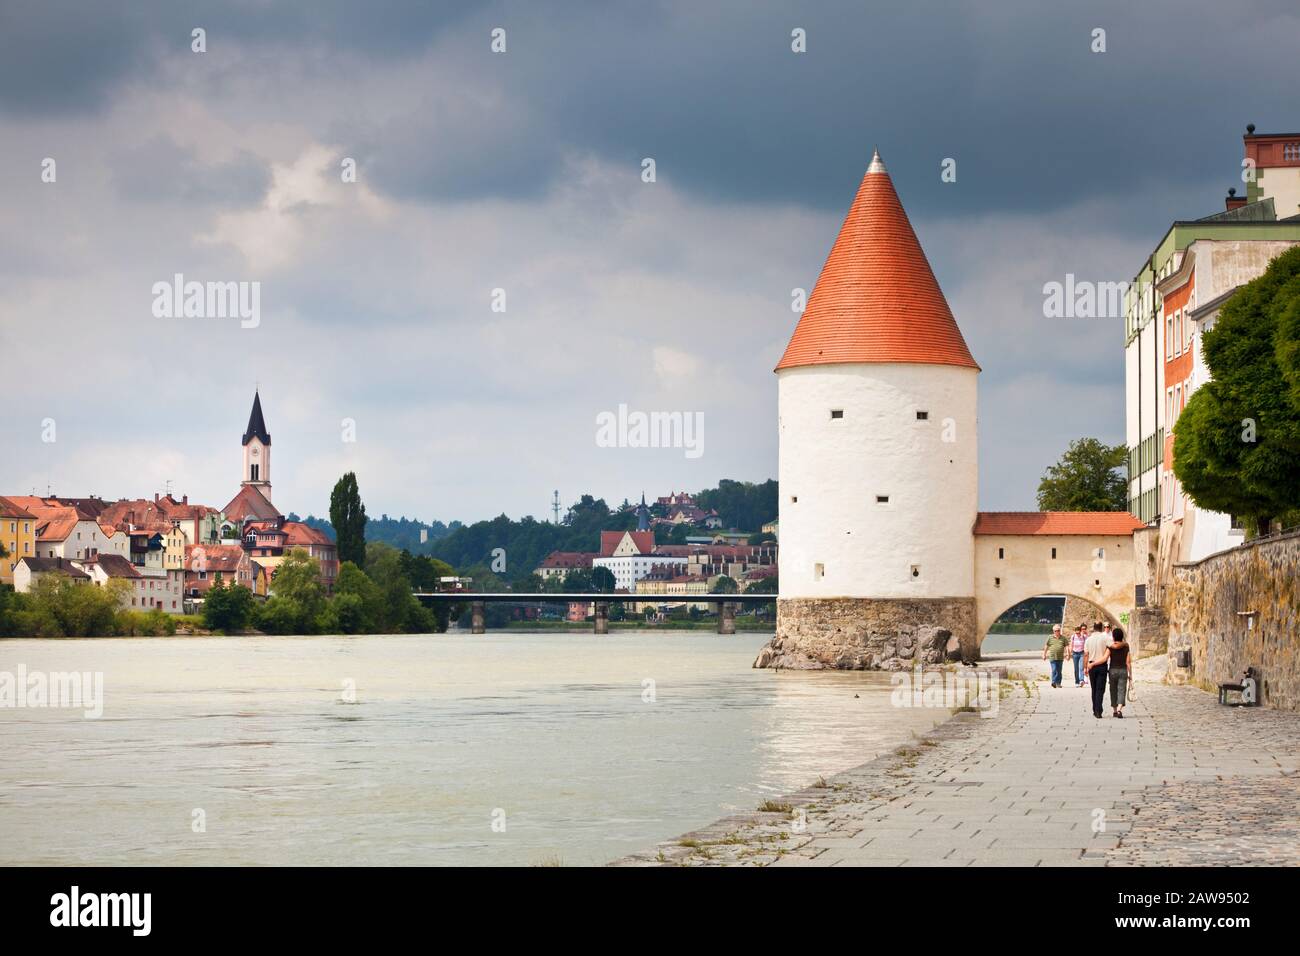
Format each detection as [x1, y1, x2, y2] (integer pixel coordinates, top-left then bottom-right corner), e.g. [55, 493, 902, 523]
[710, 574, 739, 594]
[262, 548, 325, 633]
[1175, 246, 1300, 535]
[590, 566, 616, 593]
[333, 561, 384, 632]
[1036, 438, 1128, 512]
[365, 542, 438, 633]
[329, 472, 368, 567]
[203, 580, 254, 633]
[560, 567, 592, 592]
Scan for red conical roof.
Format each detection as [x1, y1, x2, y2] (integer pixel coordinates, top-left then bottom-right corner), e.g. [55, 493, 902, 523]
[776, 151, 978, 372]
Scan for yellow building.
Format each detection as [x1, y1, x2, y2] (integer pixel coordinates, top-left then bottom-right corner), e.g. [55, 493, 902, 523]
[163, 523, 187, 573]
[0, 497, 38, 587]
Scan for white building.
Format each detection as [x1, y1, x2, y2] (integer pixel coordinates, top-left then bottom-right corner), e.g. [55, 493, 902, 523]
[1123, 126, 1300, 554]
[591, 530, 680, 591]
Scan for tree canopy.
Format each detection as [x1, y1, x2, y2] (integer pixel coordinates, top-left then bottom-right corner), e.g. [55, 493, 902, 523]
[1036, 438, 1127, 512]
[329, 472, 368, 567]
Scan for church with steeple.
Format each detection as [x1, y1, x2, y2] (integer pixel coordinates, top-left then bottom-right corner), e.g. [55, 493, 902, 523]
[220, 390, 339, 590]
[224, 391, 281, 524]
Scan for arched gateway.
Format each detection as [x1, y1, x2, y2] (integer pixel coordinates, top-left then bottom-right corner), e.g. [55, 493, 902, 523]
[752, 148, 1145, 670]
[972, 511, 1143, 655]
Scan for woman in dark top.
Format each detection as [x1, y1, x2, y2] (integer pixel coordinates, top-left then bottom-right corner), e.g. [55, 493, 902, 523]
[1107, 627, 1130, 717]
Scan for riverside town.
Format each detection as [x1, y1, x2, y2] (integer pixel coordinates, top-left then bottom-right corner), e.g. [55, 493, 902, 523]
[0, 1, 1295, 939]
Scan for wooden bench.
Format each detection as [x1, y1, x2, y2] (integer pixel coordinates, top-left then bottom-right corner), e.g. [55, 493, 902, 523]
[1218, 666, 1260, 706]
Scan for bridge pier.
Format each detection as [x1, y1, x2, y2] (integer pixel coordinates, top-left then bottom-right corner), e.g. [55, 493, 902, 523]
[594, 601, 609, 635]
[718, 601, 735, 635]
[470, 600, 486, 634]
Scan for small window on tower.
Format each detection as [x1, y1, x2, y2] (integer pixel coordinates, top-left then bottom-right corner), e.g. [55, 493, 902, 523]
[911, 565, 921, 578]
[813, 563, 824, 581]
[790, 495, 798, 504]
[998, 548, 1004, 560]
[1051, 547, 1057, 559]
[916, 411, 929, 420]
[830, 409, 844, 420]
[876, 495, 889, 504]
[994, 577, 1001, 588]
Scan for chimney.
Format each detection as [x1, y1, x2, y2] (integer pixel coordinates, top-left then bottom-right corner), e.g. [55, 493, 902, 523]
[182, 495, 188, 505]
[154, 493, 160, 503]
[1226, 186, 1246, 211]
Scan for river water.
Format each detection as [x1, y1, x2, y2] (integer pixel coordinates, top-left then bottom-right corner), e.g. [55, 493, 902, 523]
[0, 631, 952, 866]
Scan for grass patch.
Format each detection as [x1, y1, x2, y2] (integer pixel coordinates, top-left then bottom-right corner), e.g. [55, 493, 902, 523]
[757, 799, 794, 814]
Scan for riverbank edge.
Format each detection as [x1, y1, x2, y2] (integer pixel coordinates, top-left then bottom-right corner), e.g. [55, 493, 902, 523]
[611, 662, 1031, 867]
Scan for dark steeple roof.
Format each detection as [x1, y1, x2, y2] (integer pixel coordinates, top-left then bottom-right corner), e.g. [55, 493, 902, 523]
[242, 391, 271, 446]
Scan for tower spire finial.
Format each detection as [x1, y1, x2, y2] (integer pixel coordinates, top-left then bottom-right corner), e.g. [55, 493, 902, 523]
[867, 146, 886, 174]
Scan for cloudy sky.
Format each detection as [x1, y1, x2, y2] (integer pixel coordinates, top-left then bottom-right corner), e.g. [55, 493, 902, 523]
[1, 0, 1297, 525]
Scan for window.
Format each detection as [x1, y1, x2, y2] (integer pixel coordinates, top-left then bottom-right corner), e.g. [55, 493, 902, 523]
[876, 495, 889, 504]
[1166, 315, 1174, 358]
[994, 577, 1001, 588]
[1285, 143, 1300, 161]
[910, 565, 920, 578]
[998, 548, 1004, 559]
[813, 563, 824, 581]
[1051, 547, 1057, 559]
[1174, 310, 1182, 355]
[790, 496, 797, 504]
[916, 411, 929, 420]
[830, 409, 843, 420]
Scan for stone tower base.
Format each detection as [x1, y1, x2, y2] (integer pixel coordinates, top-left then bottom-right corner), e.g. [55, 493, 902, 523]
[754, 597, 978, 670]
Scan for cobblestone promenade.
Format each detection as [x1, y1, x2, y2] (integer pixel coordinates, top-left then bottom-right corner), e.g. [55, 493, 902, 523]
[617, 656, 1300, 866]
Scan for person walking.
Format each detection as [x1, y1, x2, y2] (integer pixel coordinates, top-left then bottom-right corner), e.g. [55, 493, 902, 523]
[1083, 623, 1110, 718]
[1070, 624, 1087, 687]
[1107, 627, 1130, 717]
[1042, 624, 1068, 688]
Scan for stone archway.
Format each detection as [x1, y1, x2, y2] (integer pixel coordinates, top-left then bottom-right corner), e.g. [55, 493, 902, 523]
[1060, 594, 1120, 631]
[972, 528, 1138, 658]
[976, 590, 1128, 657]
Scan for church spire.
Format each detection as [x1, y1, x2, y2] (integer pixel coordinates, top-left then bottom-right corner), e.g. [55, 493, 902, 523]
[242, 390, 271, 446]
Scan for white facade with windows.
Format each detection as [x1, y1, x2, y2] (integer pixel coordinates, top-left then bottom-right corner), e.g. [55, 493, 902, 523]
[777, 362, 978, 600]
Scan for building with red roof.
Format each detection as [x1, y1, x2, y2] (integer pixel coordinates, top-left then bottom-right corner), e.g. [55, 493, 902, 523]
[760, 149, 1144, 671]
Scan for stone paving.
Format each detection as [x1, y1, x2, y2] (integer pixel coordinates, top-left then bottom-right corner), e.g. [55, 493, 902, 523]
[615, 655, 1300, 867]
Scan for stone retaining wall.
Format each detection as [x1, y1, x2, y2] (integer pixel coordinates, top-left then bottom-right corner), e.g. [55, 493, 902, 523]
[1167, 530, 1300, 710]
[756, 597, 976, 669]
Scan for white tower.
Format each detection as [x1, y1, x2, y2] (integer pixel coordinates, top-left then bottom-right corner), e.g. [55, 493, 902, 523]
[761, 150, 980, 668]
[240, 390, 272, 503]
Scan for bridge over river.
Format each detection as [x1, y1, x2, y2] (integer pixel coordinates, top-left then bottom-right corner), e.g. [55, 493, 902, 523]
[412, 592, 774, 634]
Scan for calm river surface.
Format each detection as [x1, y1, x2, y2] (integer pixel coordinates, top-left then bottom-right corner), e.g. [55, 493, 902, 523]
[0, 631, 951, 866]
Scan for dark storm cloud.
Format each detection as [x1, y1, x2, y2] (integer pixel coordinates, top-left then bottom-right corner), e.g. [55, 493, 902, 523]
[6, 0, 1296, 220]
[0, 0, 476, 116]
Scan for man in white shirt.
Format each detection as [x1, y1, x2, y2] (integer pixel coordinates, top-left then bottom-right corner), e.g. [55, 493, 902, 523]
[1083, 624, 1110, 718]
